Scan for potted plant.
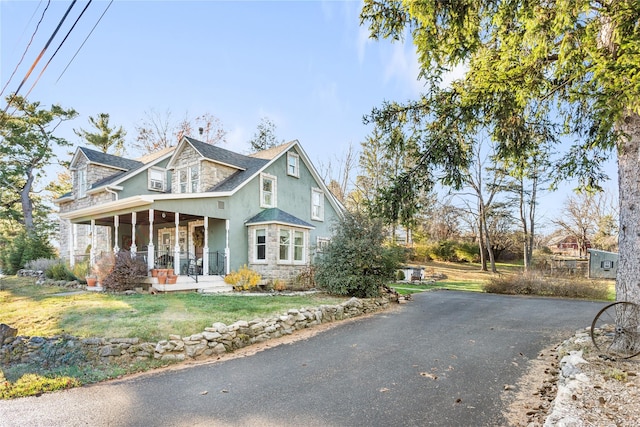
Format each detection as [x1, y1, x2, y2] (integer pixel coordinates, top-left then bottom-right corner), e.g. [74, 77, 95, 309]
[156, 270, 167, 285]
[166, 261, 174, 276]
[86, 275, 98, 287]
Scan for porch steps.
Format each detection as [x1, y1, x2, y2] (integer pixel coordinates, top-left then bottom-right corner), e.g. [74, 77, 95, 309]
[149, 275, 233, 293]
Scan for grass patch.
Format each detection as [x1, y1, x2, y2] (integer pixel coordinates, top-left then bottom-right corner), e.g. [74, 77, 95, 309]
[0, 275, 349, 399]
[0, 276, 347, 342]
[483, 272, 611, 300]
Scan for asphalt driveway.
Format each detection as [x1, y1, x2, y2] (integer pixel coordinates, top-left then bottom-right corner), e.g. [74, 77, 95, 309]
[0, 291, 603, 426]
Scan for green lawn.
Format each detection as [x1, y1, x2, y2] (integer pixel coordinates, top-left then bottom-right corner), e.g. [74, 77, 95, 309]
[392, 280, 485, 295]
[0, 276, 348, 342]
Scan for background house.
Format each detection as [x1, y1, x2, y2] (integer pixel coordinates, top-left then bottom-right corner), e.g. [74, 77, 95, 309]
[55, 138, 342, 290]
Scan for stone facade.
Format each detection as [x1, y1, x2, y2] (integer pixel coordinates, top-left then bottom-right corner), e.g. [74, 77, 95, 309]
[171, 145, 239, 193]
[0, 297, 391, 368]
[247, 223, 311, 284]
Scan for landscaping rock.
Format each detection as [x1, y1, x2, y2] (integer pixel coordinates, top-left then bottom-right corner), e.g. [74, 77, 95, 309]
[0, 323, 18, 344]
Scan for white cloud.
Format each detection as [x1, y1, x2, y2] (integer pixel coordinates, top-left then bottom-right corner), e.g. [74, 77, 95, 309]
[383, 39, 425, 97]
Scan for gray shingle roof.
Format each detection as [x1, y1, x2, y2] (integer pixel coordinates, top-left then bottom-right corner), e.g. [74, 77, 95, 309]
[245, 208, 314, 229]
[80, 147, 143, 171]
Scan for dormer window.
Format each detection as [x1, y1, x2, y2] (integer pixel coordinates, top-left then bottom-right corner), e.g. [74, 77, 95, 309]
[77, 167, 87, 198]
[287, 152, 299, 177]
[148, 168, 166, 191]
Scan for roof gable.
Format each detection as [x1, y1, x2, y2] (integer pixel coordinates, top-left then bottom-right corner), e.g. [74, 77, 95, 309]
[71, 147, 143, 171]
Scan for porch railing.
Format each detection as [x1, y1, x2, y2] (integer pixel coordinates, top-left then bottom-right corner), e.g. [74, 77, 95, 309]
[152, 248, 226, 278]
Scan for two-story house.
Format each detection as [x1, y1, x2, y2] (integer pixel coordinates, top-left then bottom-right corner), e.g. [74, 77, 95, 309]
[55, 137, 343, 291]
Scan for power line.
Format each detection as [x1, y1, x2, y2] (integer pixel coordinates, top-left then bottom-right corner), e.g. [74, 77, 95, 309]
[56, 0, 114, 84]
[24, 0, 93, 99]
[3, 0, 77, 113]
[0, 0, 51, 98]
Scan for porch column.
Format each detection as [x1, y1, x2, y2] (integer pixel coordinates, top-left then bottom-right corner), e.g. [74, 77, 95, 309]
[130, 212, 137, 254]
[203, 216, 209, 276]
[225, 219, 230, 275]
[147, 209, 155, 272]
[90, 219, 96, 267]
[113, 215, 120, 253]
[68, 220, 74, 267]
[174, 212, 180, 274]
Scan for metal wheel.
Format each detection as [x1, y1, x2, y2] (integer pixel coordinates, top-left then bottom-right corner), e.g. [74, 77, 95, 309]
[590, 301, 640, 359]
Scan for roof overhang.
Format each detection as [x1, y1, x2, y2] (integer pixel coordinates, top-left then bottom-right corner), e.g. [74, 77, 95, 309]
[60, 195, 155, 221]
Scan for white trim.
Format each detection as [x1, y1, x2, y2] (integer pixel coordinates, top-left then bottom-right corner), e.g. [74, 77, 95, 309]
[252, 227, 268, 264]
[287, 152, 299, 178]
[260, 173, 277, 208]
[148, 167, 166, 191]
[311, 188, 324, 221]
[277, 226, 307, 265]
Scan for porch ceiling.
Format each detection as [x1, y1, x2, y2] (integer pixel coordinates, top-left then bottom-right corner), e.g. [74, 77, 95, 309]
[92, 210, 203, 227]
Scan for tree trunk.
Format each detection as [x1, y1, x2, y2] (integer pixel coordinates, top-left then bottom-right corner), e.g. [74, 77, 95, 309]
[20, 167, 35, 233]
[616, 111, 640, 303]
[478, 204, 487, 271]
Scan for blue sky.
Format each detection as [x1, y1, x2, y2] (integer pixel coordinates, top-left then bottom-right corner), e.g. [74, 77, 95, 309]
[0, 0, 618, 231]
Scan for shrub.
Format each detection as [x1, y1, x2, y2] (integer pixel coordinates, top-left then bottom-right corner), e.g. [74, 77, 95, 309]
[314, 211, 406, 298]
[101, 251, 148, 292]
[224, 265, 261, 291]
[410, 244, 432, 262]
[45, 261, 76, 281]
[25, 258, 59, 272]
[72, 261, 90, 283]
[483, 272, 610, 300]
[424, 241, 457, 262]
[292, 265, 316, 291]
[396, 269, 405, 281]
[0, 230, 55, 275]
[92, 253, 115, 283]
[454, 242, 480, 263]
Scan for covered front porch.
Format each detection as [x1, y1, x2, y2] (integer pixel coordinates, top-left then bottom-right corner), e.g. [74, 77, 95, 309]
[61, 197, 232, 292]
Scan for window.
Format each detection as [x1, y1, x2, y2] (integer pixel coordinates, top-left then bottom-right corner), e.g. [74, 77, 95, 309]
[77, 167, 87, 198]
[287, 152, 299, 177]
[311, 188, 324, 221]
[317, 237, 330, 253]
[178, 166, 199, 193]
[148, 168, 166, 191]
[256, 229, 266, 261]
[293, 231, 304, 261]
[279, 228, 306, 263]
[179, 168, 188, 193]
[190, 166, 199, 192]
[260, 173, 277, 208]
[279, 229, 290, 261]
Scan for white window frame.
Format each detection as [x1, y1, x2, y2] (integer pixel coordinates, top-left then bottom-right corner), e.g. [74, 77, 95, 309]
[278, 227, 306, 265]
[311, 188, 324, 221]
[177, 165, 199, 194]
[254, 228, 267, 263]
[77, 167, 87, 199]
[260, 173, 277, 208]
[287, 152, 299, 178]
[148, 167, 166, 191]
[316, 237, 330, 253]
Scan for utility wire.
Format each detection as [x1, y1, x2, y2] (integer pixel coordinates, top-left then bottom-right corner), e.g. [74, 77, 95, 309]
[0, 0, 51, 98]
[24, 0, 93, 99]
[3, 0, 77, 113]
[56, 0, 113, 84]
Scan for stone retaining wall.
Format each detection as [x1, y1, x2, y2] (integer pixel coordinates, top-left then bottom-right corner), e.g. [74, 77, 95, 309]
[0, 296, 391, 369]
